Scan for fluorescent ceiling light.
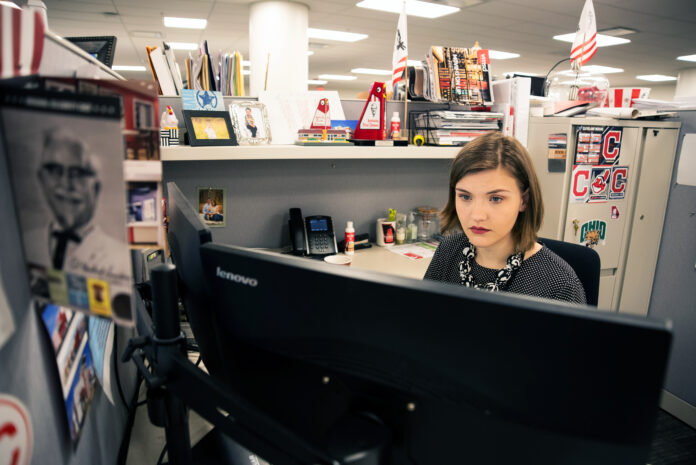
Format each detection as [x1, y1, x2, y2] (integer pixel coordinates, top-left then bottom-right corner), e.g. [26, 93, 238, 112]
[351, 68, 392, 75]
[318, 74, 358, 81]
[168, 42, 198, 51]
[488, 50, 520, 60]
[407, 60, 423, 67]
[580, 65, 623, 74]
[308, 79, 328, 85]
[636, 74, 677, 82]
[307, 51, 314, 56]
[308, 28, 367, 42]
[0, 1, 21, 9]
[553, 33, 630, 47]
[677, 54, 696, 62]
[241, 60, 250, 67]
[163, 17, 207, 29]
[112, 65, 147, 71]
[242, 69, 250, 75]
[356, 0, 460, 19]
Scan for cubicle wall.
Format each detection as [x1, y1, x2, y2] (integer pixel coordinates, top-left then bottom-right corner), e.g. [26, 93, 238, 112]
[163, 157, 451, 249]
[650, 111, 696, 428]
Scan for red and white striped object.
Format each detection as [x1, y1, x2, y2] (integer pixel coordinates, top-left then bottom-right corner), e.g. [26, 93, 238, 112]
[570, 0, 597, 66]
[391, 1, 407, 92]
[603, 87, 651, 108]
[0, 4, 45, 79]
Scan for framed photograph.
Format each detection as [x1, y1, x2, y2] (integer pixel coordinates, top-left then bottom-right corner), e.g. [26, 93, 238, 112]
[182, 110, 238, 147]
[229, 102, 271, 145]
[197, 187, 226, 227]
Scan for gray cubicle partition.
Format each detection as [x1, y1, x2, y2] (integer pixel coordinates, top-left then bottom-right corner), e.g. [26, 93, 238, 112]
[163, 157, 451, 249]
[650, 111, 696, 428]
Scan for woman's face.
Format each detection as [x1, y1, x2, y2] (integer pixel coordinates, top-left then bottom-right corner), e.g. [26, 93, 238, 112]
[455, 167, 526, 253]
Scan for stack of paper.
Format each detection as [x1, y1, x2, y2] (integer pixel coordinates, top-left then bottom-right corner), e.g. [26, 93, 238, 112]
[413, 110, 503, 146]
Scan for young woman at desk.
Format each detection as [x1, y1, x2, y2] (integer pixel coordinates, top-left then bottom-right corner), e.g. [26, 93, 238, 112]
[424, 132, 586, 304]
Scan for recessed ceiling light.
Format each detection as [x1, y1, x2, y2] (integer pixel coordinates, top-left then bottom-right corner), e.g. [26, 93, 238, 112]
[308, 79, 328, 85]
[307, 51, 314, 56]
[488, 50, 520, 60]
[242, 70, 250, 75]
[677, 54, 696, 62]
[580, 65, 623, 74]
[163, 17, 207, 29]
[351, 68, 392, 75]
[308, 28, 367, 42]
[636, 75, 677, 82]
[598, 27, 637, 36]
[356, 0, 460, 19]
[553, 33, 630, 47]
[168, 42, 198, 51]
[0, 1, 21, 9]
[318, 74, 358, 81]
[113, 65, 147, 71]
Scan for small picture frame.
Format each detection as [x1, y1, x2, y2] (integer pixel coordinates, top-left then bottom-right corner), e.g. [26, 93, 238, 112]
[229, 102, 271, 145]
[182, 110, 238, 147]
[197, 187, 225, 227]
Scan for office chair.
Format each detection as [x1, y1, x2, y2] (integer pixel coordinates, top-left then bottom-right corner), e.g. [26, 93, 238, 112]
[539, 237, 601, 306]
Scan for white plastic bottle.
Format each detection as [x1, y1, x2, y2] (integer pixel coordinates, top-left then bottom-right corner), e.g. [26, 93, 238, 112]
[390, 112, 401, 139]
[345, 221, 355, 255]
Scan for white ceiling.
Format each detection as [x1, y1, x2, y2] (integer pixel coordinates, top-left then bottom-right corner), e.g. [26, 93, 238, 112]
[40, 0, 696, 96]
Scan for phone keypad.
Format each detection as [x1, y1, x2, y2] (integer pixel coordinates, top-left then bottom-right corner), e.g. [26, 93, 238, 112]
[310, 234, 332, 254]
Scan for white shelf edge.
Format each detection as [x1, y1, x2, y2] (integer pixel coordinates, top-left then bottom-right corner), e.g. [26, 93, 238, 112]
[123, 160, 163, 181]
[160, 145, 460, 161]
[127, 221, 160, 228]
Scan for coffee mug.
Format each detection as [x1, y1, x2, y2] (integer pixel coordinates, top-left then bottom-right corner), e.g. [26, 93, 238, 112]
[376, 218, 396, 247]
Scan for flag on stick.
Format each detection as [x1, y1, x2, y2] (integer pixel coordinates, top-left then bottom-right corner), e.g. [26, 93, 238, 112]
[391, 1, 408, 93]
[570, 0, 597, 67]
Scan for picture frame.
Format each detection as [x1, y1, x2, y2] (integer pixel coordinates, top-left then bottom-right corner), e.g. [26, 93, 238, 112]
[229, 101, 271, 145]
[197, 187, 226, 227]
[182, 110, 238, 147]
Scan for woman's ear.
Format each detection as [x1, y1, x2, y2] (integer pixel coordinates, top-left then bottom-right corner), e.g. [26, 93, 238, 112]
[519, 189, 529, 212]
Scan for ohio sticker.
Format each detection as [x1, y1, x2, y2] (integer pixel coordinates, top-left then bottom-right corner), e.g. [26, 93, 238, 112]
[571, 165, 591, 203]
[0, 394, 33, 465]
[579, 219, 607, 248]
[589, 166, 612, 203]
[609, 166, 629, 200]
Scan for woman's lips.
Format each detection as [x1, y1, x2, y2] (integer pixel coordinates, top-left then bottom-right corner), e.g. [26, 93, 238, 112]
[470, 226, 490, 234]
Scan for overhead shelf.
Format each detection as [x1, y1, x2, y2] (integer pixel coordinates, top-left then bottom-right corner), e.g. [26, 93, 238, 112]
[160, 144, 460, 161]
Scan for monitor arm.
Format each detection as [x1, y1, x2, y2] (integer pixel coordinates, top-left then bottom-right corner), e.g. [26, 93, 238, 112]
[123, 264, 342, 465]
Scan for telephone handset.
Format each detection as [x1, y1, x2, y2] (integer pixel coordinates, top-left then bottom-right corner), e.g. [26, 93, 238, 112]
[289, 208, 337, 256]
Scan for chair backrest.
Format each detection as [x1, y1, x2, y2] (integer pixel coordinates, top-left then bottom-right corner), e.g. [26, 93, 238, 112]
[539, 237, 601, 306]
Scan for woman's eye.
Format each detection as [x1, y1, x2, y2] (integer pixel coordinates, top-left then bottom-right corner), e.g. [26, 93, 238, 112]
[458, 193, 471, 201]
[490, 196, 504, 203]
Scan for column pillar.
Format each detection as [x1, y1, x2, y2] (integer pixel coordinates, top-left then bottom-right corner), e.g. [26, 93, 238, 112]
[249, 1, 308, 96]
[675, 68, 696, 99]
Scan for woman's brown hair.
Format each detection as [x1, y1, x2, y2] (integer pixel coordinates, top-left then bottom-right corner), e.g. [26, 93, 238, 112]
[440, 132, 544, 253]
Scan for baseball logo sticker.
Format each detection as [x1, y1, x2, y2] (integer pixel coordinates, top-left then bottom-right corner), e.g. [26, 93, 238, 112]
[609, 166, 629, 200]
[0, 394, 33, 465]
[571, 165, 591, 203]
[589, 166, 612, 203]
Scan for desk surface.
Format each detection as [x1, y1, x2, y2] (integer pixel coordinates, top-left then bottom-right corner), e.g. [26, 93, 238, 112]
[341, 245, 432, 280]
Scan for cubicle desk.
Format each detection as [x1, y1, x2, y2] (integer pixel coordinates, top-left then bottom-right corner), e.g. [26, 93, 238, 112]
[348, 245, 431, 280]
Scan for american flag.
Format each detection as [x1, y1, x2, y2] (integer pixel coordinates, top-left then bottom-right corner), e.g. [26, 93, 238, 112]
[391, 1, 408, 92]
[0, 3, 45, 79]
[570, 0, 597, 66]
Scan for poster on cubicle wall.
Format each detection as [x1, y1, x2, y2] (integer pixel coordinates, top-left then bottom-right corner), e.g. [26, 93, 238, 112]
[0, 86, 135, 326]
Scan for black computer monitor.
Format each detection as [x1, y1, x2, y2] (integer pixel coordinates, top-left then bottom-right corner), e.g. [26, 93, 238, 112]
[166, 183, 672, 464]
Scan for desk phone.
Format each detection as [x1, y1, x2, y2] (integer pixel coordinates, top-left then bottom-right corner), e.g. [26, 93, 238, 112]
[289, 208, 337, 256]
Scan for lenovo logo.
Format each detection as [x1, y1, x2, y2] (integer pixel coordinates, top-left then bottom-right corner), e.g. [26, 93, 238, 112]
[216, 267, 259, 287]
